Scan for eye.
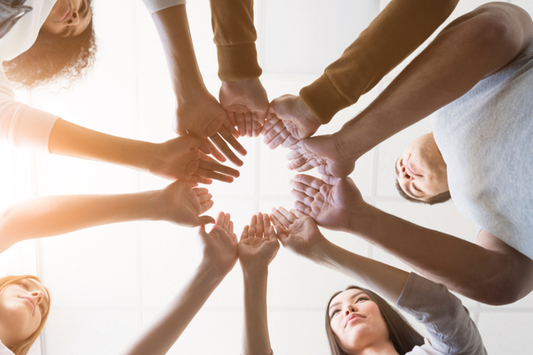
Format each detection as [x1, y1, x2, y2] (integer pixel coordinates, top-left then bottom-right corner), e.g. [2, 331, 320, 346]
[412, 182, 421, 192]
[355, 297, 369, 303]
[19, 281, 28, 290]
[330, 309, 340, 318]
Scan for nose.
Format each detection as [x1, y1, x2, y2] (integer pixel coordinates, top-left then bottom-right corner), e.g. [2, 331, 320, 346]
[399, 162, 414, 181]
[31, 290, 44, 306]
[67, 11, 80, 25]
[344, 304, 357, 315]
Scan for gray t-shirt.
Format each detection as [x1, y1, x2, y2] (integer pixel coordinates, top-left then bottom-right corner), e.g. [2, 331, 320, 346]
[397, 273, 487, 355]
[433, 39, 533, 260]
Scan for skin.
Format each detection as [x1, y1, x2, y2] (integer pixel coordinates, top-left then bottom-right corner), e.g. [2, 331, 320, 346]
[395, 133, 449, 201]
[41, 0, 92, 37]
[329, 290, 397, 355]
[0, 279, 49, 346]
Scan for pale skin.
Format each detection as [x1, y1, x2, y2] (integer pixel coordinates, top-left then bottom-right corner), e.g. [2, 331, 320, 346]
[41, 0, 92, 37]
[151, 5, 247, 166]
[0, 180, 215, 254]
[238, 213, 279, 355]
[119, 212, 238, 355]
[286, 3, 533, 177]
[290, 173, 533, 305]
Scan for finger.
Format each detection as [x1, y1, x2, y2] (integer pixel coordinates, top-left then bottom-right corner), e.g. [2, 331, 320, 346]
[245, 112, 253, 138]
[206, 139, 227, 163]
[219, 125, 247, 156]
[270, 214, 289, 241]
[198, 215, 216, 225]
[248, 214, 257, 237]
[281, 134, 299, 148]
[200, 199, 214, 213]
[292, 210, 307, 219]
[215, 211, 225, 228]
[294, 158, 320, 172]
[268, 128, 293, 150]
[287, 156, 311, 171]
[223, 213, 231, 232]
[290, 179, 320, 197]
[271, 207, 293, 228]
[198, 140, 212, 155]
[193, 187, 209, 195]
[263, 213, 271, 236]
[188, 175, 213, 185]
[278, 206, 297, 224]
[267, 225, 277, 239]
[196, 168, 234, 183]
[252, 116, 262, 137]
[199, 156, 240, 177]
[290, 190, 315, 206]
[260, 116, 280, 136]
[256, 212, 264, 238]
[229, 221, 235, 240]
[210, 133, 243, 166]
[286, 148, 304, 160]
[235, 112, 246, 137]
[263, 120, 286, 148]
[222, 116, 239, 137]
[197, 192, 213, 204]
[294, 200, 313, 216]
[293, 174, 326, 190]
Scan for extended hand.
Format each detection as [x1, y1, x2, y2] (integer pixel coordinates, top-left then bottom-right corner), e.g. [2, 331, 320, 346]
[264, 94, 321, 149]
[290, 174, 363, 232]
[270, 207, 326, 259]
[286, 134, 355, 178]
[261, 116, 299, 150]
[220, 78, 269, 138]
[158, 180, 215, 227]
[197, 212, 238, 277]
[149, 135, 240, 184]
[238, 212, 279, 270]
[175, 92, 247, 166]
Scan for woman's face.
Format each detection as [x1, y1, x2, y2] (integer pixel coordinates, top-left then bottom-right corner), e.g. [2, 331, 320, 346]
[328, 289, 391, 354]
[0, 279, 49, 346]
[41, 0, 92, 37]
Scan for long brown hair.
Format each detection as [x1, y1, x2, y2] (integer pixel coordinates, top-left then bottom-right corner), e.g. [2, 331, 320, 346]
[0, 275, 51, 355]
[3, 1, 97, 89]
[325, 286, 424, 355]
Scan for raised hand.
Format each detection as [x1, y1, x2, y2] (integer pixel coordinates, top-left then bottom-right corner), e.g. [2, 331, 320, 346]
[148, 135, 240, 184]
[238, 213, 279, 271]
[197, 212, 238, 277]
[265, 94, 321, 148]
[175, 92, 247, 166]
[290, 174, 364, 232]
[157, 180, 216, 227]
[270, 207, 326, 259]
[220, 78, 269, 138]
[286, 134, 355, 178]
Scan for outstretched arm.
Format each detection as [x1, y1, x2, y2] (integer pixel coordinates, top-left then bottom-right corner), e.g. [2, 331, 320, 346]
[150, 4, 246, 166]
[0, 180, 214, 254]
[288, 3, 533, 176]
[238, 213, 279, 355]
[290, 174, 533, 305]
[120, 212, 238, 355]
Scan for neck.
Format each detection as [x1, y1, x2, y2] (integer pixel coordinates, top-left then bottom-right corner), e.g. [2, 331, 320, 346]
[351, 340, 399, 355]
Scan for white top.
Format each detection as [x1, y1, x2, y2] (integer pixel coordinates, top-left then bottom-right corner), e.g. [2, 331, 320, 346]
[142, 0, 186, 14]
[0, 340, 14, 355]
[0, 0, 60, 152]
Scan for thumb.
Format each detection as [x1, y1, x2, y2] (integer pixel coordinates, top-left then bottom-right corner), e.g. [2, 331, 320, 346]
[198, 215, 216, 226]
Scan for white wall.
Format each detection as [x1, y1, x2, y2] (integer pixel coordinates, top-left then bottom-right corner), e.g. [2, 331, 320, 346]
[1, 0, 532, 354]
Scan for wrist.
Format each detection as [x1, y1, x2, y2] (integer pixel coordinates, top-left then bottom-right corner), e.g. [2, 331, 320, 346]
[241, 263, 269, 279]
[198, 259, 230, 283]
[345, 202, 378, 236]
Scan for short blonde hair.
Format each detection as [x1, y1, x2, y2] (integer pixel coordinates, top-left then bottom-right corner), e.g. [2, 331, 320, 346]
[0, 275, 51, 355]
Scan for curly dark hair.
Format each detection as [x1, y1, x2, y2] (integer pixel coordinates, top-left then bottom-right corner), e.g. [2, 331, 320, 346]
[3, 2, 97, 89]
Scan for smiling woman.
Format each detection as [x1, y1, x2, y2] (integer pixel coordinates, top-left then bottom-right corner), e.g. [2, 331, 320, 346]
[0, 275, 51, 355]
[3, 0, 96, 88]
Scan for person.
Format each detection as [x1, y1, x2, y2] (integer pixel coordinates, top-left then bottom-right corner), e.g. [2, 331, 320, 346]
[119, 212, 238, 355]
[268, 208, 487, 355]
[261, 0, 460, 149]
[0, 212, 238, 355]
[0, 275, 51, 355]
[285, 2, 533, 305]
[0, 180, 215, 254]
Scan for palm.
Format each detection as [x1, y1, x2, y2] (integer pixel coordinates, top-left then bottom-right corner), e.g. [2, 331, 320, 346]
[311, 179, 361, 231]
[161, 181, 214, 227]
[238, 238, 279, 267]
[176, 94, 228, 138]
[284, 216, 323, 256]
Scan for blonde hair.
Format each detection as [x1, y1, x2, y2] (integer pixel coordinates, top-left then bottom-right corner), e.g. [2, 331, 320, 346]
[0, 275, 51, 355]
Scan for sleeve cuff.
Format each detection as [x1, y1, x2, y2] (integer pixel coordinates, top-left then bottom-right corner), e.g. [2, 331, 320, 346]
[299, 74, 351, 124]
[10, 106, 59, 153]
[217, 43, 262, 82]
[142, 0, 186, 15]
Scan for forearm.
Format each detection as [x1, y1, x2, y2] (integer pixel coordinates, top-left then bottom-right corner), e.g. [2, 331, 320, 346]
[151, 4, 207, 99]
[48, 119, 156, 172]
[209, 0, 261, 81]
[0, 191, 161, 253]
[310, 240, 409, 303]
[121, 262, 225, 355]
[300, 0, 459, 124]
[242, 268, 272, 355]
[337, 3, 533, 159]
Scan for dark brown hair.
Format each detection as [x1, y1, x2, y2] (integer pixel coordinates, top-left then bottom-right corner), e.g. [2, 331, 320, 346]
[395, 180, 451, 205]
[0, 275, 51, 355]
[3, 2, 97, 89]
[325, 286, 424, 355]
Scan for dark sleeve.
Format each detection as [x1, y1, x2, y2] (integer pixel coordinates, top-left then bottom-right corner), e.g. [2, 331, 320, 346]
[300, 0, 459, 124]
[396, 273, 487, 355]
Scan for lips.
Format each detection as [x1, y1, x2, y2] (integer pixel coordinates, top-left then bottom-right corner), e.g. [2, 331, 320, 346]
[344, 313, 364, 328]
[406, 158, 421, 177]
[19, 296, 35, 315]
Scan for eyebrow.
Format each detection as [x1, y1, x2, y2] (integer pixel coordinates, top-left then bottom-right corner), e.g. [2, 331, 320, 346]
[329, 291, 366, 313]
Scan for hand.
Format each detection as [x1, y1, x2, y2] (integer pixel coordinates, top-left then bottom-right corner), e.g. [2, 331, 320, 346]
[270, 207, 326, 259]
[149, 135, 240, 184]
[197, 212, 238, 277]
[157, 180, 215, 227]
[286, 134, 355, 178]
[238, 213, 279, 271]
[290, 174, 364, 232]
[175, 92, 247, 166]
[220, 78, 269, 138]
[261, 116, 299, 150]
[265, 94, 321, 148]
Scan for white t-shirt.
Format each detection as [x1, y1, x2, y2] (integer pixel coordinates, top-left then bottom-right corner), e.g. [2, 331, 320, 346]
[142, 0, 186, 14]
[0, 340, 14, 355]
